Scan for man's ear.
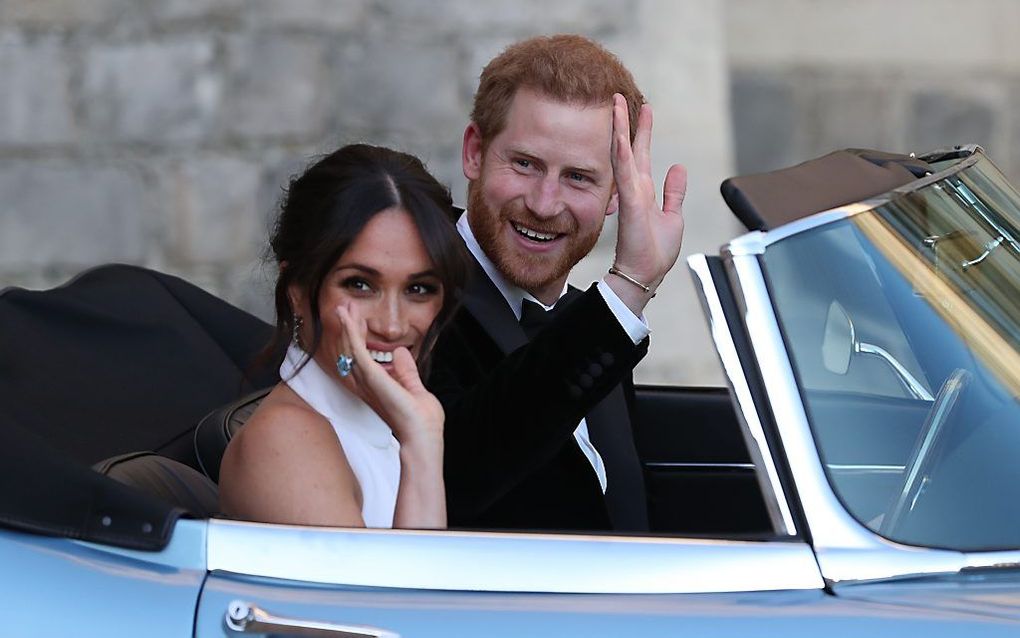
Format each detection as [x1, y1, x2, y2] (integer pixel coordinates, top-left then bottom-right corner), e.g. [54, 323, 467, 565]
[462, 122, 484, 181]
[605, 190, 619, 217]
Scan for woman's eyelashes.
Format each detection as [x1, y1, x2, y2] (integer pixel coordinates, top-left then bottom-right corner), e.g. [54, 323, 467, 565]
[406, 280, 440, 298]
[341, 276, 373, 295]
[338, 276, 439, 299]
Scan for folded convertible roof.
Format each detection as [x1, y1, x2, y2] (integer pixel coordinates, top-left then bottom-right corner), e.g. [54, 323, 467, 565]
[721, 148, 943, 231]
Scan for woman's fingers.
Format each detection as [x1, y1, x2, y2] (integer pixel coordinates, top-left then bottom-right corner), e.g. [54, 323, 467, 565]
[389, 347, 426, 395]
[336, 304, 374, 384]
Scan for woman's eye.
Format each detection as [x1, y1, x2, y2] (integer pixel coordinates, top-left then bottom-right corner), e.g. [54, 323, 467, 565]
[342, 278, 372, 293]
[408, 282, 439, 296]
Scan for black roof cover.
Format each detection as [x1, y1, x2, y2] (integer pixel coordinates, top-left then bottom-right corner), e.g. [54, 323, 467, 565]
[0, 264, 277, 549]
[721, 149, 936, 231]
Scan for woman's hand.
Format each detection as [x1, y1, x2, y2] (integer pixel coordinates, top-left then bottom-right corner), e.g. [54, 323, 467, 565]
[335, 303, 444, 444]
[336, 302, 447, 529]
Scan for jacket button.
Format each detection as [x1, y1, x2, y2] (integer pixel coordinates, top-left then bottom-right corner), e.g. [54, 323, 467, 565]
[588, 362, 603, 377]
[578, 373, 594, 389]
[568, 384, 582, 398]
[600, 352, 615, 366]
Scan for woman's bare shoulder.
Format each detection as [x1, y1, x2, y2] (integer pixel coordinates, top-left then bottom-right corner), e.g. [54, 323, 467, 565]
[219, 383, 362, 525]
[222, 384, 343, 475]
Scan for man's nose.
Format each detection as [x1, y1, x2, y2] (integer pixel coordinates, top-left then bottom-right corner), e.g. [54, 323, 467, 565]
[367, 295, 407, 341]
[524, 175, 563, 220]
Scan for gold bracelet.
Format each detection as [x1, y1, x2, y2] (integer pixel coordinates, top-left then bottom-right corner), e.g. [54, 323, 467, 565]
[608, 266, 655, 297]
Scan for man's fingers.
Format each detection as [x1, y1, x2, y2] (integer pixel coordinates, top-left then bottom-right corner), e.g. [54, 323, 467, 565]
[662, 163, 688, 217]
[611, 94, 641, 204]
[633, 103, 653, 177]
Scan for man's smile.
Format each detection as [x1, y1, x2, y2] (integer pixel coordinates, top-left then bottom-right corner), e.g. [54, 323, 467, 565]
[510, 221, 563, 243]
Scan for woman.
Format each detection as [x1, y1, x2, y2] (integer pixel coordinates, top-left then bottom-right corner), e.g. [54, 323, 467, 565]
[218, 144, 468, 529]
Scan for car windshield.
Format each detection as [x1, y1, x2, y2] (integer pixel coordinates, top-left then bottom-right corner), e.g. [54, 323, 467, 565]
[761, 152, 1020, 552]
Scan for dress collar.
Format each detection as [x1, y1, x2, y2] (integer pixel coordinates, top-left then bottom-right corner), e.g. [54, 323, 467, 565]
[280, 344, 395, 450]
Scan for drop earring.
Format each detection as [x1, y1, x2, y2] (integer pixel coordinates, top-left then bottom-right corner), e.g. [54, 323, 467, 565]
[292, 313, 305, 350]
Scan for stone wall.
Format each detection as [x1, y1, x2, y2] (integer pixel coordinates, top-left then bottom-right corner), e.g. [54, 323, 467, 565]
[726, 0, 1020, 182]
[0, 0, 735, 385]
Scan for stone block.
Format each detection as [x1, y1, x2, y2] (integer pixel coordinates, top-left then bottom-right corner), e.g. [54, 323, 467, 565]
[0, 161, 151, 269]
[0, 34, 75, 145]
[152, 0, 243, 21]
[908, 90, 997, 156]
[222, 34, 331, 139]
[81, 39, 221, 144]
[332, 40, 462, 143]
[257, 149, 323, 231]
[161, 156, 262, 266]
[726, 0, 1019, 71]
[383, 0, 629, 34]
[243, 0, 369, 31]
[729, 70, 799, 174]
[0, 0, 130, 26]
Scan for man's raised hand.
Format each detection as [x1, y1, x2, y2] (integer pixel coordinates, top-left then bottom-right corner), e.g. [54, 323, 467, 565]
[608, 93, 687, 314]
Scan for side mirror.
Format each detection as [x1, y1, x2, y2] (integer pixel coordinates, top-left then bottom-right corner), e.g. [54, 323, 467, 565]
[822, 300, 854, 375]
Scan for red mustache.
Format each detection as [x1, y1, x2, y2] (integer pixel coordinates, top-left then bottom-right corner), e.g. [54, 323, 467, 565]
[499, 200, 575, 236]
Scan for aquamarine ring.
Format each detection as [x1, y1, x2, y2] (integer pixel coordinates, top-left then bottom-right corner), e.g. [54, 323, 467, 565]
[336, 353, 355, 377]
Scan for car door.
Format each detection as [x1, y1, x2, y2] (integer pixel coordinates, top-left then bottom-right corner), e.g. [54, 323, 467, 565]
[194, 518, 824, 638]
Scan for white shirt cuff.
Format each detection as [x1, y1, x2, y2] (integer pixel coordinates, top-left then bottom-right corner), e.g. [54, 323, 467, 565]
[596, 278, 649, 345]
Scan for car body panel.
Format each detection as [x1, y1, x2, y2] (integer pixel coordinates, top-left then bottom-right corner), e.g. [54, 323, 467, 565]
[195, 574, 1020, 638]
[0, 527, 205, 638]
[835, 573, 1020, 622]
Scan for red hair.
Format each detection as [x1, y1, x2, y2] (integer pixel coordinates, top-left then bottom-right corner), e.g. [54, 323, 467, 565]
[471, 34, 644, 146]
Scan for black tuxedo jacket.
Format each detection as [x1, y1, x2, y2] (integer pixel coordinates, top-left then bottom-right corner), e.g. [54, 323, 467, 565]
[428, 257, 650, 532]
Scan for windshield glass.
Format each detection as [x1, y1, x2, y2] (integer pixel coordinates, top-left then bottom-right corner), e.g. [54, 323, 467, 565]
[761, 152, 1020, 551]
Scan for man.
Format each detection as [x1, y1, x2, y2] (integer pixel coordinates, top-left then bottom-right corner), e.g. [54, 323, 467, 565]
[428, 34, 687, 532]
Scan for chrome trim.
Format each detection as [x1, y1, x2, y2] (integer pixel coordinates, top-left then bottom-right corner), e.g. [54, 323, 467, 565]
[722, 252, 965, 583]
[226, 600, 399, 638]
[688, 254, 798, 536]
[857, 342, 934, 401]
[964, 551, 1020, 571]
[206, 519, 823, 594]
[644, 462, 755, 471]
[728, 205, 879, 256]
[827, 464, 904, 474]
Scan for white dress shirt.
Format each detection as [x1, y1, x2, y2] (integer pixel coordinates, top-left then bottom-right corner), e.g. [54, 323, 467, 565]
[456, 212, 650, 493]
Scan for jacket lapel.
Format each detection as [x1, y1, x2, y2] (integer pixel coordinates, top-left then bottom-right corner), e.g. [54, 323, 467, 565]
[460, 258, 527, 355]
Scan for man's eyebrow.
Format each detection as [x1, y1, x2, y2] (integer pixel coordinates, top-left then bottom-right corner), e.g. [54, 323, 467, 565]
[506, 147, 602, 175]
[566, 163, 601, 175]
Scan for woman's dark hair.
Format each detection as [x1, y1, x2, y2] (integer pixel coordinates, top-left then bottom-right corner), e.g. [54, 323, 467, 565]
[264, 143, 468, 377]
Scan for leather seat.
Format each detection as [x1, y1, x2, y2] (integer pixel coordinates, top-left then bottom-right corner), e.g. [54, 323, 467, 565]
[94, 451, 219, 518]
[193, 388, 270, 483]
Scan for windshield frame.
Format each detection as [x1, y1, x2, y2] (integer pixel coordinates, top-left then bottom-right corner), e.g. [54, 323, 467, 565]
[711, 145, 1020, 584]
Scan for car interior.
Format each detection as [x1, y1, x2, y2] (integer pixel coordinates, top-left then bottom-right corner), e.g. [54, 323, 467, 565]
[0, 262, 774, 542]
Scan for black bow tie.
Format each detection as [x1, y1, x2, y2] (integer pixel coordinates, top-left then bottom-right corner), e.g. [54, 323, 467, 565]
[519, 289, 581, 339]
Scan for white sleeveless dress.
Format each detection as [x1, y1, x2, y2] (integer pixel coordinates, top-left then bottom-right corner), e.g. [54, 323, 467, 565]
[280, 344, 401, 528]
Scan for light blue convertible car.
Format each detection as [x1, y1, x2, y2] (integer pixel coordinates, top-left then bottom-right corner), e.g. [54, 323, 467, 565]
[2, 145, 1019, 636]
